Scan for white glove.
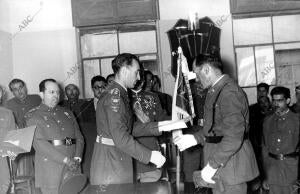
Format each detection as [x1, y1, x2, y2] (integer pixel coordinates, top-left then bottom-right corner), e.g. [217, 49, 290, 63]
[201, 163, 217, 184]
[150, 151, 166, 168]
[173, 134, 197, 151]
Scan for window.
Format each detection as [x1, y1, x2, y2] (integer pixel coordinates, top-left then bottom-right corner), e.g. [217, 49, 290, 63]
[233, 14, 300, 104]
[78, 22, 159, 98]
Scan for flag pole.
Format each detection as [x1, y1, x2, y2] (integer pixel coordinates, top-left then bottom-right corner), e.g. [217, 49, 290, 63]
[172, 46, 184, 194]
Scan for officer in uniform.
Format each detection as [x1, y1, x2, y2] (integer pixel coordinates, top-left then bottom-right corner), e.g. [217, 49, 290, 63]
[60, 84, 85, 119]
[175, 55, 258, 194]
[129, 75, 168, 182]
[262, 86, 299, 194]
[5, 78, 41, 177]
[26, 79, 84, 194]
[0, 86, 16, 194]
[90, 53, 167, 185]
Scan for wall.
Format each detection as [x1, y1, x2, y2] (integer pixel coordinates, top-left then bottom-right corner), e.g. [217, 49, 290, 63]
[4, 0, 235, 100]
[158, 0, 235, 96]
[8, 0, 80, 97]
[0, 0, 13, 100]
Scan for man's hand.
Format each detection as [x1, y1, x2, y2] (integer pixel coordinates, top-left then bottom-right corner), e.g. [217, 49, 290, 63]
[262, 180, 269, 190]
[150, 151, 166, 168]
[173, 134, 197, 151]
[201, 163, 217, 184]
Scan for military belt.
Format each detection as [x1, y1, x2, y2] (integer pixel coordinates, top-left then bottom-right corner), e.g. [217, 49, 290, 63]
[48, 137, 76, 146]
[96, 135, 115, 146]
[268, 152, 299, 160]
[205, 136, 223, 143]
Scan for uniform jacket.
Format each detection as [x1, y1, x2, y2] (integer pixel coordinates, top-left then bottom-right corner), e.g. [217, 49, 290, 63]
[194, 75, 259, 185]
[129, 89, 167, 173]
[0, 107, 15, 194]
[262, 110, 299, 185]
[6, 94, 41, 128]
[90, 81, 160, 185]
[26, 104, 84, 188]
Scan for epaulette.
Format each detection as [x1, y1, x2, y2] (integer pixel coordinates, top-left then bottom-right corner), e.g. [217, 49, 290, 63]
[24, 105, 40, 119]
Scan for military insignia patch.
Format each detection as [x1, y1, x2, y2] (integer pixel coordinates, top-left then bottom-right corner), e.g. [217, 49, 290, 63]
[110, 88, 121, 112]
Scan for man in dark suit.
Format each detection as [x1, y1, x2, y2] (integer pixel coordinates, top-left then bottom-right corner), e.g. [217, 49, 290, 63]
[175, 55, 258, 194]
[79, 76, 106, 178]
[26, 79, 84, 194]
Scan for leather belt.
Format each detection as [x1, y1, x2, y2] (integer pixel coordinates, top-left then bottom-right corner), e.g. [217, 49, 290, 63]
[96, 135, 115, 146]
[48, 137, 76, 146]
[205, 133, 249, 144]
[205, 136, 223, 143]
[268, 152, 299, 160]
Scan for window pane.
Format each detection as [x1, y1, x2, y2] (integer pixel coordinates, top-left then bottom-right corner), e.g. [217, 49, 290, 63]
[83, 60, 100, 98]
[119, 31, 157, 54]
[236, 47, 256, 87]
[233, 17, 272, 45]
[81, 32, 118, 58]
[255, 45, 275, 85]
[273, 15, 300, 43]
[100, 58, 114, 78]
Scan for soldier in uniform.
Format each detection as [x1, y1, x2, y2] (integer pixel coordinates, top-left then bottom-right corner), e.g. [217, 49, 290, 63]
[90, 53, 167, 185]
[26, 79, 84, 194]
[60, 84, 85, 119]
[175, 55, 258, 194]
[0, 86, 16, 194]
[5, 79, 41, 177]
[262, 86, 299, 194]
[129, 74, 168, 182]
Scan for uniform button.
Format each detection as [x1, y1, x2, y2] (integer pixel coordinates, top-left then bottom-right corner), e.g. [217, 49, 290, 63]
[276, 148, 279, 151]
[53, 113, 56, 115]
[282, 118, 285, 120]
[277, 139, 281, 142]
[153, 112, 156, 115]
[62, 128, 64, 131]
[47, 125, 50, 128]
[57, 120, 60, 123]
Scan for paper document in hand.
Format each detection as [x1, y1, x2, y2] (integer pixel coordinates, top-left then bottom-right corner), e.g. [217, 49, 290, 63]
[158, 120, 187, 132]
[1, 125, 36, 156]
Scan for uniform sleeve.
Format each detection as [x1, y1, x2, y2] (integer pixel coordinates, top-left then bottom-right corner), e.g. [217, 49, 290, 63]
[208, 89, 246, 168]
[104, 95, 152, 164]
[261, 117, 271, 177]
[27, 116, 67, 164]
[132, 121, 160, 137]
[69, 112, 84, 158]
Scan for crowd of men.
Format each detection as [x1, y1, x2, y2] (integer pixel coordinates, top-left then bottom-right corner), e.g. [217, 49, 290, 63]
[0, 53, 299, 194]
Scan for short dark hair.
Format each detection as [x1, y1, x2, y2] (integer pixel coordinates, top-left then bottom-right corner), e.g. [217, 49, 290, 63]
[194, 54, 223, 72]
[9, 79, 25, 91]
[106, 74, 115, 82]
[257, 82, 269, 92]
[112, 53, 140, 74]
[271, 86, 290, 99]
[153, 75, 161, 88]
[65, 84, 79, 93]
[91, 75, 106, 87]
[39, 79, 57, 92]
